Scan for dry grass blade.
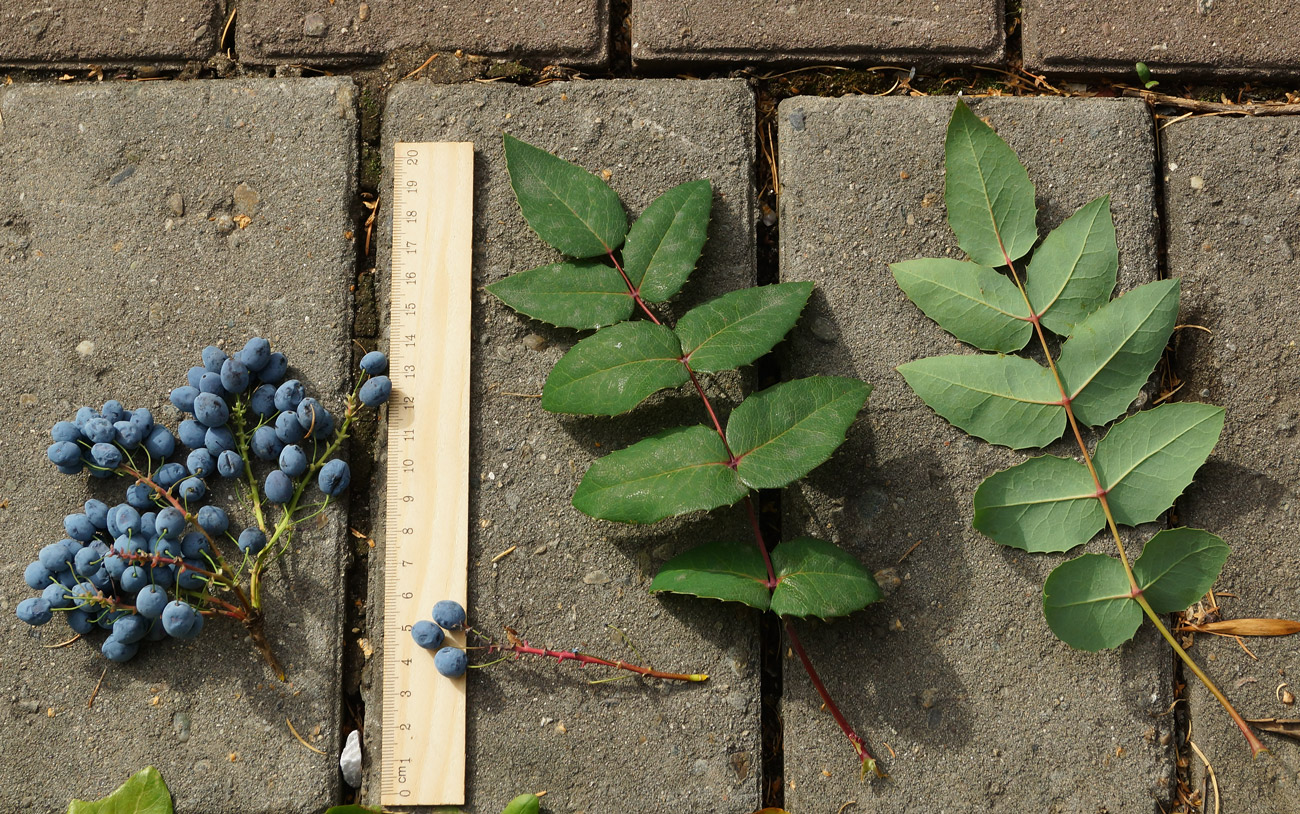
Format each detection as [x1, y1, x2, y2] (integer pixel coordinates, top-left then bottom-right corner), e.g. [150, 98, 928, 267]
[1186, 618, 1300, 637]
[1247, 717, 1300, 739]
[1187, 739, 1220, 814]
[1120, 86, 1300, 116]
[287, 717, 327, 755]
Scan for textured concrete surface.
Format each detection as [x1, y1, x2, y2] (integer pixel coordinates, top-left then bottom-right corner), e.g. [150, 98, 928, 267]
[1164, 117, 1300, 810]
[0, 78, 357, 813]
[0, 1, 223, 67]
[237, 0, 608, 67]
[778, 96, 1172, 811]
[630, 0, 1003, 67]
[368, 79, 760, 813]
[1023, 0, 1300, 78]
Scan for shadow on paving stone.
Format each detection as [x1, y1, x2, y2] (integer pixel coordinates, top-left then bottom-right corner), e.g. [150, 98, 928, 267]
[0, 77, 357, 814]
[366, 79, 762, 813]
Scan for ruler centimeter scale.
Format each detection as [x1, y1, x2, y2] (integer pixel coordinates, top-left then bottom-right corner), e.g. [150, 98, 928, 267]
[382, 142, 474, 806]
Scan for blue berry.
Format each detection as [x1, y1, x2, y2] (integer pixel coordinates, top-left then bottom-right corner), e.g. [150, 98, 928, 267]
[432, 599, 466, 631]
[205, 426, 236, 455]
[217, 450, 243, 478]
[433, 646, 468, 678]
[113, 420, 143, 449]
[360, 351, 388, 375]
[274, 380, 305, 412]
[112, 505, 142, 536]
[177, 561, 210, 590]
[144, 425, 176, 458]
[193, 393, 229, 428]
[155, 507, 186, 539]
[201, 345, 228, 373]
[251, 426, 284, 461]
[150, 566, 176, 591]
[249, 384, 278, 418]
[88, 565, 112, 591]
[120, 565, 149, 594]
[197, 371, 225, 396]
[237, 528, 268, 555]
[47, 441, 81, 468]
[177, 418, 208, 449]
[412, 620, 445, 650]
[39, 542, 72, 572]
[84, 417, 115, 444]
[296, 398, 324, 431]
[126, 482, 153, 510]
[140, 511, 158, 540]
[259, 352, 289, 384]
[154, 462, 187, 489]
[186, 366, 206, 388]
[64, 513, 97, 542]
[101, 400, 127, 423]
[153, 537, 181, 559]
[309, 407, 335, 439]
[359, 376, 392, 407]
[102, 553, 128, 580]
[111, 614, 149, 644]
[161, 600, 198, 638]
[220, 357, 251, 393]
[42, 582, 75, 610]
[73, 545, 102, 577]
[74, 406, 98, 429]
[90, 443, 122, 470]
[181, 532, 212, 559]
[264, 470, 294, 504]
[279, 445, 309, 477]
[318, 459, 350, 497]
[24, 560, 52, 589]
[66, 609, 95, 635]
[178, 477, 206, 503]
[101, 638, 139, 662]
[16, 597, 53, 626]
[51, 421, 81, 442]
[170, 385, 200, 413]
[238, 337, 272, 372]
[275, 410, 306, 444]
[135, 584, 169, 618]
[196, 506, 228, 535]
[186, 448, 216, 478]
[129, 407, 154, 436]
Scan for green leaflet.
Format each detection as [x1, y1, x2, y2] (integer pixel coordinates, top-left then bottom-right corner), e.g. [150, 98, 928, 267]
[677, 282, 814, 373]
[68, 767, 172, 814]
[486, 260, 634, 330]
[727, 376, 872, 489]
[770, 537, 882, 619]
[503, 133, 627, 258]
[501, 794, 542, 814]
[972, 455, 1104, 552]
[890, 258, 1032, 353]
[1024, 195, 1118, 337]
[649, 540, 771, 610]
[622, 179, 713, 302]
[896, 354, 1065, 449]
[944, 100, 1038, 268]
[1057, 279, 1180, 426]
[1043, 554, 1142, 652]
[1132, 528, 1229, 614]
[1094, 403, 1225, 525]
[572, 425, 747, 523]
[542, 321, 687, 415]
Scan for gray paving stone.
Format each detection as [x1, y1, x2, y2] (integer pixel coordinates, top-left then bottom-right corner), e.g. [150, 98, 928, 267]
[1163, 117, 1300, 810]
[778, 96, 1172, 811]
[630, 0, 1003, 68]
[1023, 0, 1300, 78]
[0, 1, 223, 67]
[237, 0, 607, 67]
[369, 79, 760, 812]
[0, 78, 357, 813]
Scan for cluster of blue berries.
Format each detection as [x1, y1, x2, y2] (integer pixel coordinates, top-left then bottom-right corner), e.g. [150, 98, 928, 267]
[20, 340, 393, 665]
[411, 599, 469, 678]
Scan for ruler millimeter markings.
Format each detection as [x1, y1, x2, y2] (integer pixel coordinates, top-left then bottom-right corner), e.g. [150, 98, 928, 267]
[382, 142, 473, 806]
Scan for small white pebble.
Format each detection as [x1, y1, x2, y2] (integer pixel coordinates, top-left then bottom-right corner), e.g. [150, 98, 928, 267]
[76, 340, 95, 357]
[1190, 176, 1205, 190]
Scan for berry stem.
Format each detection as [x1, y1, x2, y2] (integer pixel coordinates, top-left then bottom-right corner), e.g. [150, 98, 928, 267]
[485, 627, 708, 682]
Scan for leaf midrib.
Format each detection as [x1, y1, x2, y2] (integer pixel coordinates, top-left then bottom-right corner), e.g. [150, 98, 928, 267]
[521, 159, 615, 253]
[587, 458, 733, 492]
[1029, 205, 1104, 318]
[553, 355, 685, 390]
[629, 199, 693, 290]
[683, 296, 794, 357]
[733, 389, 858, 463]
[910, 367, 1059, 406]
[1067, 290, 1173, 401]
[955, 123, 1014, 265]
[899, 269, 1028, 320]
[1101, 412, 1218, 491]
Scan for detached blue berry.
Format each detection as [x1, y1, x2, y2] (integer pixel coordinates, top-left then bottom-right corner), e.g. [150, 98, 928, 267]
[432, 599, 466, 631]
[434, 646, 468, 678]
[411, 620, 445, 650]
[359, 375, 392, 407]
[360, 351, 388, 375]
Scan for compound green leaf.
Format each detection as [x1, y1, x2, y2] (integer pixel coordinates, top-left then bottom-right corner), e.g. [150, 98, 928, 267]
[486, 260, 633, 330]
[572, 425, 747, 523]
[542, 321, 687, 415]
[728, 376, 871, 489]
[1057, 279, 1180, 426]
[649, 540, 771, 610]
[1043, 554, 1142, 652]
[897, 354, 1065, 449]
[503, 133, 627, 258]
[944, 100, 1038, 267]
[677, 282, 814, 373]
[890, 258, 1032, 352]
[973, 455, 1104, 552]
[1132, 528, 1230, 614]
[68, 767, 172, 814]
[1024, 195, 1118, 337]
[770, 537, 882, 619]
[1094, 403, 1225, 526]
[622, 179, 713, 302]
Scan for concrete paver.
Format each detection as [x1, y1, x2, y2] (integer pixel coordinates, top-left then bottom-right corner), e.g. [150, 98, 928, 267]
[630, 0, 1003, 67]
[1023, 0, 1300, 78]
[369, 79, 761, 812]
[0, 1, 223, 68]
[778, 95, 1172, 811]
[1164, 116, 1300, 809]
[237, 0, 608, 67]
[0, 77, 357, 813]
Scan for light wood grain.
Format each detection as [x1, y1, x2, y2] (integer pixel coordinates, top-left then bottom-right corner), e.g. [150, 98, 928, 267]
[382, 142, 473, 806]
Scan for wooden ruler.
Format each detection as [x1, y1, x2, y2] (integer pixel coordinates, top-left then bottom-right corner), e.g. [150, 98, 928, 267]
[382, 141, 473, 806]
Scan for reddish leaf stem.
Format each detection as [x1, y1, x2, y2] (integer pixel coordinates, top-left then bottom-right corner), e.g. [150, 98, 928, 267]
[487, 632, 708, 682]
[686, 364, 732, 455]
[745, 496, 778, 589]
[608, 250, 662, 325]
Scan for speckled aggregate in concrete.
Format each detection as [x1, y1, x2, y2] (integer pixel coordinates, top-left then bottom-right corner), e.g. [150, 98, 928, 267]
[366, 79, 761, 813]
[1164, 116, 1300, 811]
[0, 1, 223, 67]
[778, 95, 1174, 812]
[0, 78, 357, 813]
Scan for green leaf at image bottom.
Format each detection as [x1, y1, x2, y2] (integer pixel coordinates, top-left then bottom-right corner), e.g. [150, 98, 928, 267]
[649, 540, 771, 610]
[572, 425, 747, 523]
[1132, 528, 1229, 614]
[501, 793, 542, 814]
[770, 537, 882, 620]
[972, 455, 1103, 553]
[68, 767, 172, 814]
[486, 260, 634, 330]
[1043, 553, 1141, 652]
